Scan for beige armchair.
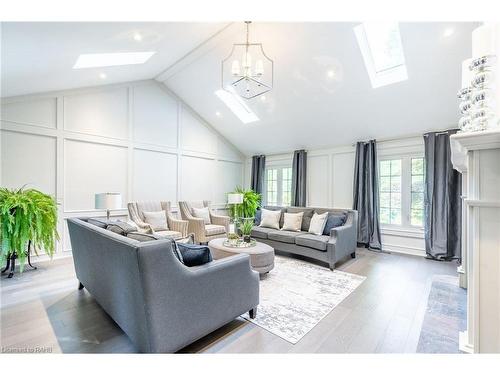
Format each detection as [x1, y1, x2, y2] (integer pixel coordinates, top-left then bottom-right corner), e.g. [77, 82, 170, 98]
[127, 201, 189, 240]
[178, 201, 230, 243]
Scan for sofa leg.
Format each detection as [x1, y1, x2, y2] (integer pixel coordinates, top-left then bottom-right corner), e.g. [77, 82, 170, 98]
[78, 282, 84, 290]
[329, 262, 335, 271]
[249, 307, 257, 319]
[351, 252, 356, 259]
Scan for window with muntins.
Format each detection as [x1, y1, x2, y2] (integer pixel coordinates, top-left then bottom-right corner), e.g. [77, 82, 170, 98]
[265, 166, 292, 206]
[379, 156, 425, 229]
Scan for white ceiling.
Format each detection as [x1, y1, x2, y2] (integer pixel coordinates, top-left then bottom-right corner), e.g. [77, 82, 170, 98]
[163, 22, 479, 155]
[1, 22, 479, 155]
[1, 22, 225, 97]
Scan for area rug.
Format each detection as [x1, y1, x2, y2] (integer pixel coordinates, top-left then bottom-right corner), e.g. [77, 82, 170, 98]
[416, 275, 467, 353]
[243, 255, 365, 344]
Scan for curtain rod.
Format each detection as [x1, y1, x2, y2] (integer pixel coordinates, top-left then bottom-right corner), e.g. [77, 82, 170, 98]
[351, 127, 458, 146]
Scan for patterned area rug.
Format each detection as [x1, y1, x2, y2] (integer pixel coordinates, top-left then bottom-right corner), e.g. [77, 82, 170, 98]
[243, 255, 365, 344]
[417, 275, 467, 353]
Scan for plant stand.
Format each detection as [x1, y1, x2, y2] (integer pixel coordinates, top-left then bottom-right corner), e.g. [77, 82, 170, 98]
[1, 240, 37, 278]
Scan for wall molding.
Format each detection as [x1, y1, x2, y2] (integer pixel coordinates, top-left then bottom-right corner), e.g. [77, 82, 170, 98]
[1, 79, 245, 259]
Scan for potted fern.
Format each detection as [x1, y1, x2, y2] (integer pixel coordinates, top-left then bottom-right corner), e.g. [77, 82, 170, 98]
[228, 187, 261, 220]
[0, 187, 59, 278]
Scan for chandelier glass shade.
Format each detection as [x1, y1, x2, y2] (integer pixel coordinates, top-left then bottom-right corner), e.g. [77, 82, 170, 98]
[222, 21, 274, 99]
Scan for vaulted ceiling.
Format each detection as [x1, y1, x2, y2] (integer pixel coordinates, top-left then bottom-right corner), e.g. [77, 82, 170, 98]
[1, 22, 478, 155]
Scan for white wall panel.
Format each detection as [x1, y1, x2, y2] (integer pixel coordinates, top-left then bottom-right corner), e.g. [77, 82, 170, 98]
[216, 160, 243, 204]
[1, 130, 56, 194]
[133, 84, 178, 148]
[333, 152, 355, 209]
[307, 154, 330, 207]
[181, 108, 217, 154]
[64, 140, 128, 211]
[1, 97, 57, 128]
[218, 138, 242, 160]
[180, 156, 215, 201]
[1, 80, 244, 259]
[64, 87, 129, 139]
[133, 149, 177, 202]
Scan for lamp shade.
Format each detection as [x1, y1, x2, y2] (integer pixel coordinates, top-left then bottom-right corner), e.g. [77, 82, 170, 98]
[227, 193, 244, 204]
[95, 192, 122, 210]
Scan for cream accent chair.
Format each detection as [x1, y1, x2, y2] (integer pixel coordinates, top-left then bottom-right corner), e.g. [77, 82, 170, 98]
[178, 201, 230, 244]
[127, 201, 188, 240]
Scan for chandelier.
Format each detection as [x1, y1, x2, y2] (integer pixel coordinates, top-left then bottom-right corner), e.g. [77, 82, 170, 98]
[221, 21, 274, 99]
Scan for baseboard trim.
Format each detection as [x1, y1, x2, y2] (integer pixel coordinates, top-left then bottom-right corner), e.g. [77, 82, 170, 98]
[382, 243, 426, 257]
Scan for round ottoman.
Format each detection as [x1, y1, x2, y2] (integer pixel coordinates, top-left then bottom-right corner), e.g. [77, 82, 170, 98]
[208, 238, 275, 274]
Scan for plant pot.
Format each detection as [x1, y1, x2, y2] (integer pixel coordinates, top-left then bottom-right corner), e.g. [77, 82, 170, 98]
[243, 235, 251, 243]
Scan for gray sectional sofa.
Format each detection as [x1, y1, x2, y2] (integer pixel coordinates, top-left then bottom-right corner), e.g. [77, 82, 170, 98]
[67, 217, 259, 353]
[251, 206, 358, 270]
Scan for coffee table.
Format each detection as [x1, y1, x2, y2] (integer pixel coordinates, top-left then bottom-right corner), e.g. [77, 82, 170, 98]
[208, 238, 275, 274]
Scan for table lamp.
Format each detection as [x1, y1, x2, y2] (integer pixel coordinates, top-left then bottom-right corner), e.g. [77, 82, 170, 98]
[95, 192, 122, 220]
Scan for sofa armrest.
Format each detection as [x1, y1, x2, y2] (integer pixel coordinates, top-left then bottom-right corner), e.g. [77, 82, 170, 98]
[186, 217, 207, 243]
[167, 216, 189, 237]
[329, 223, 357, 260]
[210, 213, 230, 232]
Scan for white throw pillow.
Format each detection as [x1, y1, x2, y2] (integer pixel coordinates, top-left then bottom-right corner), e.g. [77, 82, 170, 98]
[308, 212, 328, 235]
[259, 208, 281, 229]
[143, 211, 168, 231]
[281, 212, 304, 232]
[192, 206, 211, 224]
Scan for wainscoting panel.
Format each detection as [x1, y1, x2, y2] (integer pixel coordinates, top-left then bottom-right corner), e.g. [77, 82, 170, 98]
[0, 130, 57, 195]
[132, 83, 178, 148]
[307, 154, 330, 207]
[181, 107, 218, 155]
[0, 80, 245, 259]
[332, 152, 355, 209]
[132, 148, 177, 203]
[63, 87, 129, 139]
[0, 97, 57, 129]
[216, 160, 244, 205]
[64, 139, 128, 212]
[180, 155, 215, 202]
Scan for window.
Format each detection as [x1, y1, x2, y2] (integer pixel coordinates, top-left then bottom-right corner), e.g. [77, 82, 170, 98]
[266, 169, 278, 206]
[354, 22, 408, 88]
[379, 159, 402, 225]
[265, 166, 292, 206]
[379, 156, 425, 228]
[410, 158, 425, 226]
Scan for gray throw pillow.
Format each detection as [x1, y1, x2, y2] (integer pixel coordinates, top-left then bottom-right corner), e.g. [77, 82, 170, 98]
[106, 221, 138, 236]
[88, 218, 111, 228]
[175, 243, 213, 267]
[127, 231, 162, 242]
[323, 214, 347, 235]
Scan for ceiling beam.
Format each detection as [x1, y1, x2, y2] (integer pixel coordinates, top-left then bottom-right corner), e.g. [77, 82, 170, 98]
[154, 22, 240, 82]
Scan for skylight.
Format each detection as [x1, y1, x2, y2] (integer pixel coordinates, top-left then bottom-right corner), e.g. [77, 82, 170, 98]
[73, 52, 156, 69]
[354, 22, 408, 88]
[215, 87, 259, 124]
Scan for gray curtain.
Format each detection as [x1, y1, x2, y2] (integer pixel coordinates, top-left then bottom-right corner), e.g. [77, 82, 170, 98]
[353, 140, 382, 250]
[250, 155, 266, 195]
[424, 130, 461, 261]
[291, 150, 307, 206]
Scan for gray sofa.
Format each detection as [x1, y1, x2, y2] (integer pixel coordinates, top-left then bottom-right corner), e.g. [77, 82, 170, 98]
[67, 217, 259, 353]
[251, 206, 358, 270]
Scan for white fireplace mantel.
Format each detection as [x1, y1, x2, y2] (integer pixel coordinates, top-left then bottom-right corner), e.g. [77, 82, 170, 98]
[450, 129, 500, 354]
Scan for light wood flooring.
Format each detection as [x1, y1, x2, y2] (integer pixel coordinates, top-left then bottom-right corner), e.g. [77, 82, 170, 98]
[0, 248, 459, 353]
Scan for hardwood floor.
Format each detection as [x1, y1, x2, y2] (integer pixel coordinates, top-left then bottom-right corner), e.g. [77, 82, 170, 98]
[0, 248, 459, 353]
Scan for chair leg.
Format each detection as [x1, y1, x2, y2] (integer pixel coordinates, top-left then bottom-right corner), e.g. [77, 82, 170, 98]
[78, 282, 84, 290]
[249, 307, 257, 319]
[351, 252, 356, 259]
